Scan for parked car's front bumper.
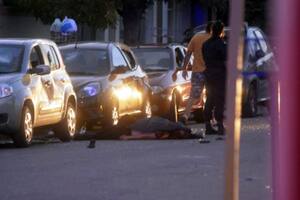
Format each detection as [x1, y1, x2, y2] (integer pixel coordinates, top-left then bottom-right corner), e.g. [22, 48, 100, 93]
[0, 96, 19, 134]
[151, 91, 172, 116]
[76, 95, 104, 123]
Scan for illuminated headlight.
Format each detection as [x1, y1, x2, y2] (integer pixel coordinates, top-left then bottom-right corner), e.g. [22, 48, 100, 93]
[0, 84, 13, 98]
[113, 86, 142, 101]
[79, 83, 101, 98]
[151, 86, 164, 94]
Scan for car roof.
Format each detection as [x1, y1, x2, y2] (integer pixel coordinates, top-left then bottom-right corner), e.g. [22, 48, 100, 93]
[0, 38, 55, 46]
[59, 42, 110, 49]
[132, 43, 184, 49]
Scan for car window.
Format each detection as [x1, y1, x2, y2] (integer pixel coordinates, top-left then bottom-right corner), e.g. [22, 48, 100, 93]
[175, 47, 184, 68]
[29, 45, 44, 69]
[132, 48, 172, 71]
[41, 44, 59, 71]
[182, 48, 187, 55]
[254, 30, 268, 54]
[50, 46, 61, 69]
[60, 48, 110, 76]
[122, 50, 136, 69]
[0, 44, 24, 73]
[111, 46, 129, 70]
[247, 30, 261, 58]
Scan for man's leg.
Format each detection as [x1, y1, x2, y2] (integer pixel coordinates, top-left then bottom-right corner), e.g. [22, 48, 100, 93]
[214, 82, 226, 135]
[204, 80, 217, 134]
[181, 72, 205, 123]
[182, 97, 198, 121]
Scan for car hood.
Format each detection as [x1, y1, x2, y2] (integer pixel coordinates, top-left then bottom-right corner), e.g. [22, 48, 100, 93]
[147, 71, 169, 86]
[70, 76, 107, 91]
[0, 73, 23, 84]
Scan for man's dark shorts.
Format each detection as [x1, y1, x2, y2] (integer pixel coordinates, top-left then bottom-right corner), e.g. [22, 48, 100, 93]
[190, 72, 205, 99]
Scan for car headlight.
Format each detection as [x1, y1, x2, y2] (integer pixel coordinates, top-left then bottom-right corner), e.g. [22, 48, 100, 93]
[151, 86, 164, 94]
[78, 82, 101, 98]
[0, 84, 13, 98]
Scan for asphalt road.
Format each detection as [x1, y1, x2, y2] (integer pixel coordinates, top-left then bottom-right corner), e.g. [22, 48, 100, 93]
[0, 116, 272, 200]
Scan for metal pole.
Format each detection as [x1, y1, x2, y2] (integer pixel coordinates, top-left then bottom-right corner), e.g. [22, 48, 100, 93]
[224, 0, 245, 200]
[273, 0, 300, 199]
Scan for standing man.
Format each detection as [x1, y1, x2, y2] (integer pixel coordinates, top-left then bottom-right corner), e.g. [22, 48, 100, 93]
[173, 22, 212, 124]
[202, 21, 227, 135]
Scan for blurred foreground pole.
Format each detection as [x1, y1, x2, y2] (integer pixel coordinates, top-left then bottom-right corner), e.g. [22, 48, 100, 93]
[273, 0, 300, 199]
[224, 0, 244, 200]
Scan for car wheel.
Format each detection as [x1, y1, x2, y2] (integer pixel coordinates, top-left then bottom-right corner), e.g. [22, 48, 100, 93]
[243, 85, 257, 118]
[103, 99, 119, 130]
[54, 102, 76, 142]
[169, 92, 178, 122]
[193, 108, 204, 123]
[142, 96, 152, 118]
[13, 105, 33, 147]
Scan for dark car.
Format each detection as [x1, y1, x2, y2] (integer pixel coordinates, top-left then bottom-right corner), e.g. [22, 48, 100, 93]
[188, 24, 276, 117]
[241, 26, 276, 117]
[59, 42, 152, 134]
[132, 44, 205, 122]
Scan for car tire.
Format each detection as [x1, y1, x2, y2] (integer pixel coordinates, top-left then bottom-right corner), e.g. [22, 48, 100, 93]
[54, 102, 76, 142]
[243, 85, 257, 118]
[193, 108, 204, 123]
[13, 105, 33, 147]
[168, 92, 178, 122]
[103, 98, 119, 130]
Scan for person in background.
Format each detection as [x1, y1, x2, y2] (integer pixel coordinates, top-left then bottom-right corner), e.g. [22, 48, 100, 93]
[202, 21, 227, 135]
[172, 22, 213, 124]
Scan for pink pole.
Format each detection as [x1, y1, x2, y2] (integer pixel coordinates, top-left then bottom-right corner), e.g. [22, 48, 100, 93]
[273, 0, 300, 199]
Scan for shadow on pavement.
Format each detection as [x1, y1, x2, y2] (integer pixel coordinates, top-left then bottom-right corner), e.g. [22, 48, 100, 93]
[0, 138, 61, 149]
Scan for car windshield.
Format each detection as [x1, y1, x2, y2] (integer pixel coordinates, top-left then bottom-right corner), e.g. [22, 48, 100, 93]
[133, 48, 172, 71]
[0, 44, 24, 74]
[61, 48, 110, 76]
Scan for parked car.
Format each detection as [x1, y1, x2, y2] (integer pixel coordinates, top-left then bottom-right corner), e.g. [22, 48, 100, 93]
[240, 26, 276, 116]
[132, 44, 205, 122]
[0, 39, 77, 147]
[187, 24, 276, 117]
[59, 42, 152, 134]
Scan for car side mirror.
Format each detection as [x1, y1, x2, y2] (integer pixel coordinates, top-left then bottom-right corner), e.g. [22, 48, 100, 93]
[255, 49, 265, 59]
[111, 65, 128, 74]
[132, 64, 139, 70]
[109, 65, 128, 81]
[28, 64, 51, 75]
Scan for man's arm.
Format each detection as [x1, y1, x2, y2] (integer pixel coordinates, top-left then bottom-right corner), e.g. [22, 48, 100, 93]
[183, 52, 192, 70]
[181, 52, 192, 80]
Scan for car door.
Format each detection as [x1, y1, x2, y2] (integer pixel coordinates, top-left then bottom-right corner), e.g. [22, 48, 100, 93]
[174, 46, 191, 112]
[39, 43, 64, 122]
[253, 29, 274, 102]
[244, 29, 264, 102]
[110, 45, 140, 115]
[27, 44, 58, 126]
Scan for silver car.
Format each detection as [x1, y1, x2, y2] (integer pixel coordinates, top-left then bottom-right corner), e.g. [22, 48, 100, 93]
[0, 39, 77, 147]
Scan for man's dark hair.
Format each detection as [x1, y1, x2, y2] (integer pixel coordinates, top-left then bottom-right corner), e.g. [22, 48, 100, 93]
[205, 22, 213, 33]
[212, 21, 224, 37]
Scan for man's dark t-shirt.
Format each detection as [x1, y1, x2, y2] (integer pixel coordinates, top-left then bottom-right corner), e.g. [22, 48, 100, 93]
[202, 36, 227, 80]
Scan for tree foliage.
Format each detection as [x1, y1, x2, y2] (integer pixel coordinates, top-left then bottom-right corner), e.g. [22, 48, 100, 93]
[11, 0, 118, 29]
[245, 0, 267, 29]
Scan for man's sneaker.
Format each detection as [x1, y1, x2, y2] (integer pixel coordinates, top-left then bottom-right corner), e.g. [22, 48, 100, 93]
[216, 122, 225, 135]
[205, 122, 218, 135]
